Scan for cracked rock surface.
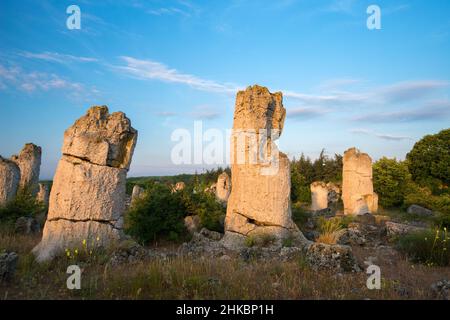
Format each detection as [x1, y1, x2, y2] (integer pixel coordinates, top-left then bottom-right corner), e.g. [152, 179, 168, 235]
[0, 156, 20, 205]
[342, 147, 378, 215]
[224, 85, 302, 245]
[11, 143, 41, 195]
[33, 106, 137, 262]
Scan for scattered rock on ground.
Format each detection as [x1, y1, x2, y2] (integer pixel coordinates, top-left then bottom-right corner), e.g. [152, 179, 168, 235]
[0, 252, 19, 283]
[15, 216, 40, 234]
[407, 204, 434, 217]
[431, 279, 450, 300]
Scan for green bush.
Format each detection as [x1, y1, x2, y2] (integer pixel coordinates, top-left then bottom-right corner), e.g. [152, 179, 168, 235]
[0, 188, 45, 226]
[373, 157, 412, 208]
[396, 228, 450, 266]
[182, 189, 225, 233]
[125, 182, 188, 244]
[406, 128, 450, 194]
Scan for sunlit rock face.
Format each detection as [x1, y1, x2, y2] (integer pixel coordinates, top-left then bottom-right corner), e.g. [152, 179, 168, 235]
[36, 183, 50, 206]
[310, 181, 341, 211]
[342, 147, 378, 215]
[310, 182, 329, 211]
[223, 85, 305, 247]
[33, 106, 137, 262]
[215, 172, 231, 203]
[0, 156, 20, 206]
[11, 143, 41, 195]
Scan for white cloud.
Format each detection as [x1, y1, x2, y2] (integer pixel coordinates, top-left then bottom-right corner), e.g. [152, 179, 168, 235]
[116, 56, 240, 93]
[350, 128, 413, 141]
[20, 51, 98, 64]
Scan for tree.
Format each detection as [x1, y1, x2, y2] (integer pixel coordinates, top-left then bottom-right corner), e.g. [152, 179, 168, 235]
[406, 128, 450, 194]
[373, 157, 412, 208]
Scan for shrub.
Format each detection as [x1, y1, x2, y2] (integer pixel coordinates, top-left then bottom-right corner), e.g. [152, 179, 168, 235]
[396, 228, 450, 266]
[125, 182, 188, 244]
[181, 189, 225, 233]
[373, 157, 412, 208]
[406, 128, 450, 194]
[0, 188, 45, 226]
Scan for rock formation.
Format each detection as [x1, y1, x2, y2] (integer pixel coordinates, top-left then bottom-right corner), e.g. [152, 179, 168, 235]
[36, 183, 50, 206]
[171, 181, 185, 193]
[342, 148, 378, 215]
[0, 156, 20, 206]
[33, 106, 137, 262]
[223, 85, 303, 246]
[310, 181, 341, 211]
[310, 182, 329, 211]
[11, 143, 41, 195]
[131, 185, 145, 204]
[216, 172, 231, 203]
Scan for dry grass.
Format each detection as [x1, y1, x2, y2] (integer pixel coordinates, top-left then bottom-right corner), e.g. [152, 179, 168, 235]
[315, 217, 343, 245]
[1, 230, 450, 300]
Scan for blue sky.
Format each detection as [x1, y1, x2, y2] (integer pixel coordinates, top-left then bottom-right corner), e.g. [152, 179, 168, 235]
[0, 0, 449, 179]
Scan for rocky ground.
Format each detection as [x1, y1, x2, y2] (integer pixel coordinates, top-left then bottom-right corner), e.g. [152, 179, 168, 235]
[1, 208, 450, 300]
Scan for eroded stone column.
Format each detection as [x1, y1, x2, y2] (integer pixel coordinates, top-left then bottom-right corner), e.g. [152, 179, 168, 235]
[0, 156, 20, 206]
[33, 106, 137, 262]
[342, 147, 377, 215]
[216, 172, 231, 203]
[11, 143, 41, 195]
[223, 85, 303, 247]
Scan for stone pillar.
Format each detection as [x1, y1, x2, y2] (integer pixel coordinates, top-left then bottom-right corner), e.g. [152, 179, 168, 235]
[223, 85, 302, 246]
[0, 156, 20, 206]
[11, 143, 41, 195]
[33, 106, 137, 262]
[342, 147, 377, 215]
[215, 172, 231, 203]
[131, 185, 144, 204]
[310, 181, 329, 211]
[36, 183, 50, 206]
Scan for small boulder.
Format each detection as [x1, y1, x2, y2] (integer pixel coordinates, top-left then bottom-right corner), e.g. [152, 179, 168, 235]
[407, 205, 434, 217]
[184, 215, 201, 234]
[305, 242, 361, 273]
[0, 252, 19, 283]
[385, 221, 426, 237]
[15, 216, 40, 234]
[431, 279, 450, 300]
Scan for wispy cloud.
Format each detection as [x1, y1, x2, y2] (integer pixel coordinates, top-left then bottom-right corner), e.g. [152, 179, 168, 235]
[155, 111, 177, 117]
[353, 100, 450, 123]
[380, 80, 449, 103]
[286, 107, 329, 120]
[0, 62, 99, 100]
[147, 7, 190, 17]
[20, 51, 98, 64]
[189, 105, 221, 120]
[116, 56, 240, 93]
[350, 128, 413, 141]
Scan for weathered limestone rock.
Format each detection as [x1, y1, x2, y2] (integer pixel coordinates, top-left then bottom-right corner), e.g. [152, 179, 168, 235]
[36, 183, 50, 206]
[131, 185, 145, 204]
[224, 85, 303, 245]
[172, 181, 185, 193]
[0, 156, 20, 205]
[407, 204, 433, 217]
[342, 148, 377, 215]
[310, 182, 329, 211]
[385, 221, 426, 237]
[216, 172, 231, 203]
[33, 106, 137, 262]
[0, 252, 18, 283]
[184, 215, 201, 234]
[327, 182, 341, 205]
[15, 216, 40, 234]
[204, 183, 216, 194]
[11, 143, 41, 195]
